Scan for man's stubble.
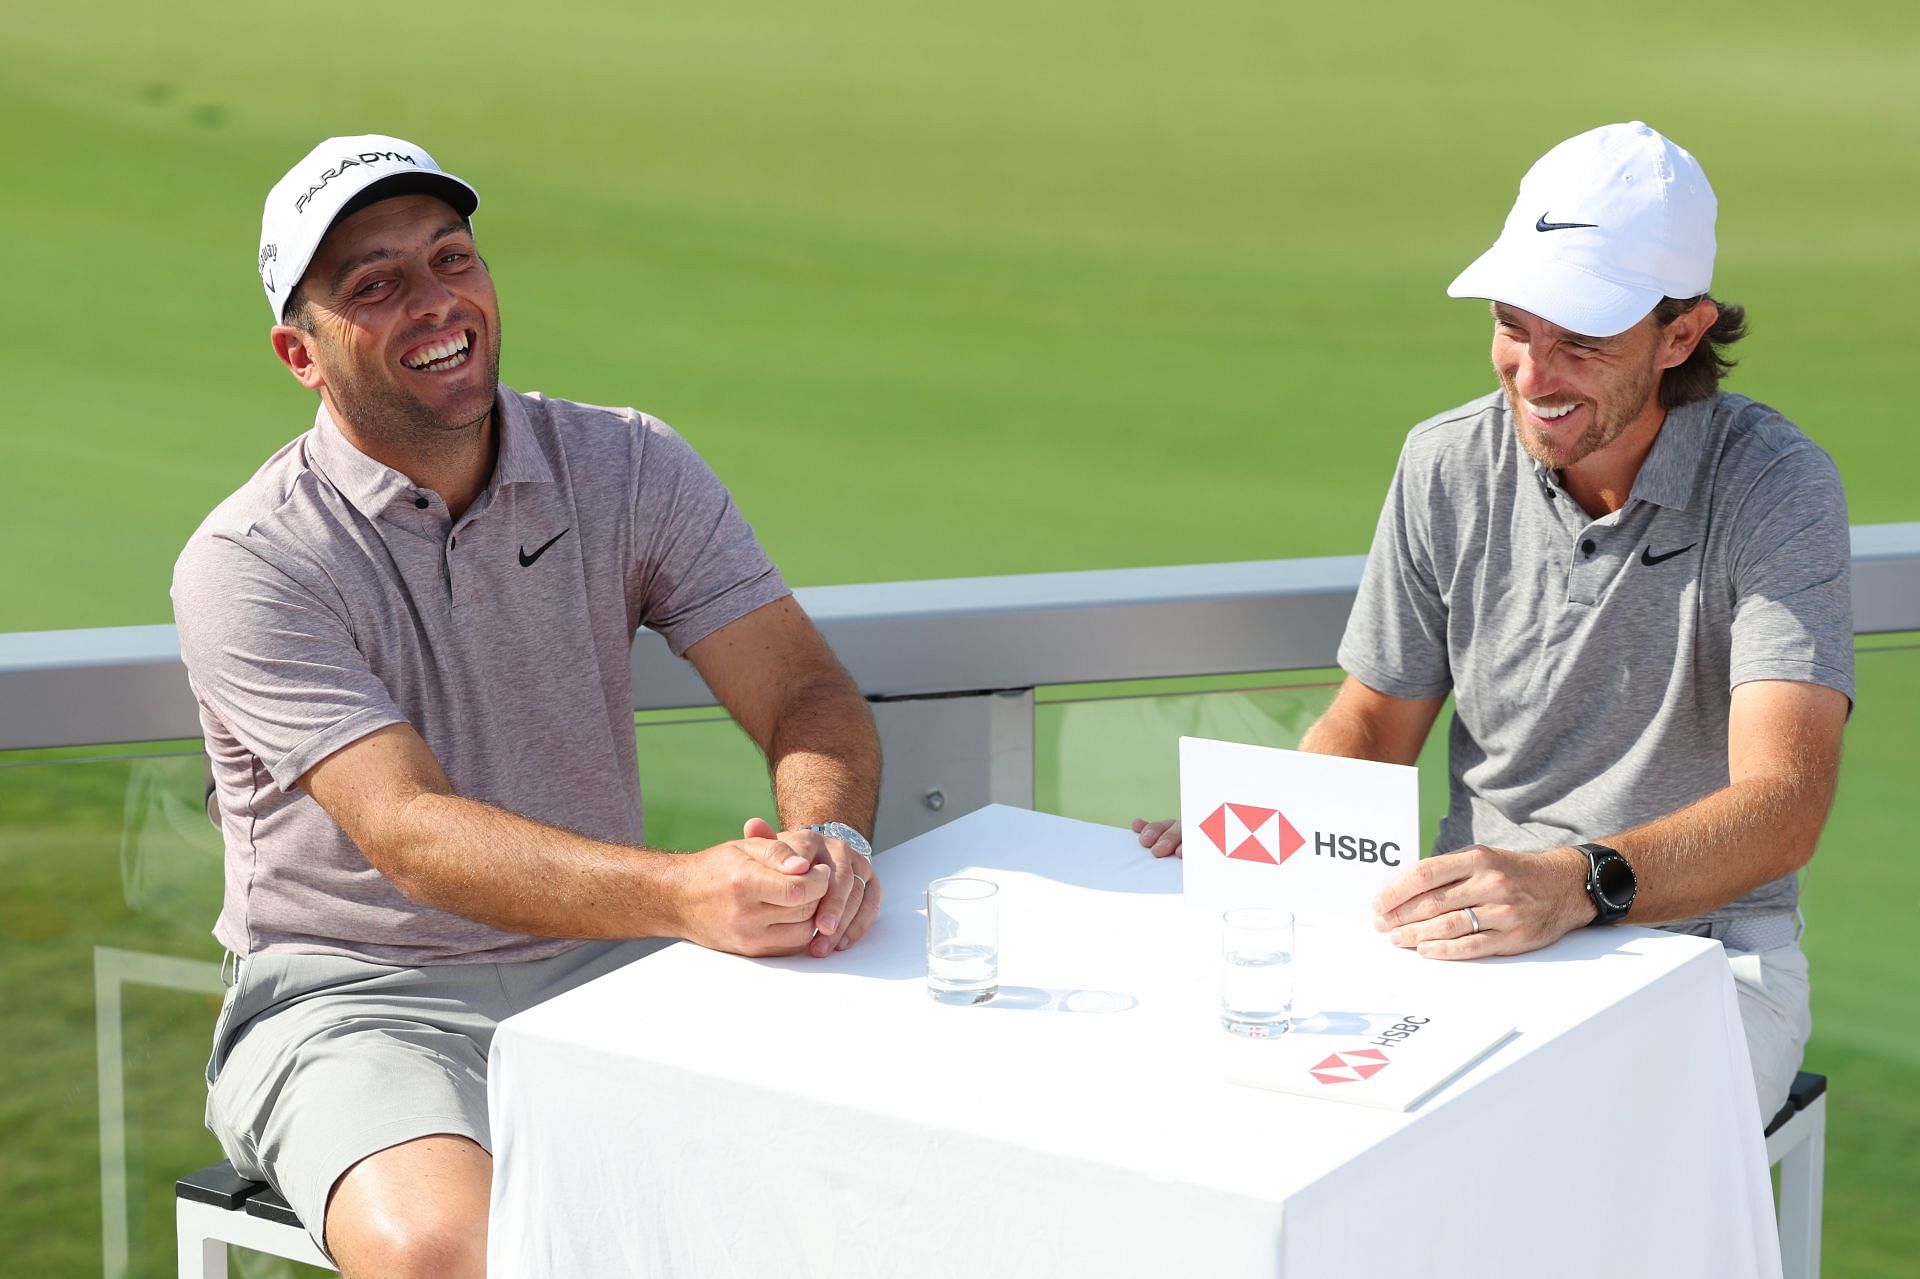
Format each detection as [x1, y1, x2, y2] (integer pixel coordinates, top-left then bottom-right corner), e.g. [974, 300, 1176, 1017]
[322, 315, 504, 453]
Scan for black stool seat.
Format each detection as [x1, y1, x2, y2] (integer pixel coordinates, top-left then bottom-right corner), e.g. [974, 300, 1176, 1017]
[1763, 1070, 1828, 1140]
[176, 1160, 304, 1228]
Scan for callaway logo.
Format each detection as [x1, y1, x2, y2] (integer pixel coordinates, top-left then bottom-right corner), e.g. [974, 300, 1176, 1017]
[1641, 542, 1696, 567]
[294, 151, 419, 215]
[1198, 803, 1306, 866]
[518, 528, 571, 567]
[259, 243, 278, 292]
[1311, 1049, 1390, 1085]
[1535, 212, 1598, 232]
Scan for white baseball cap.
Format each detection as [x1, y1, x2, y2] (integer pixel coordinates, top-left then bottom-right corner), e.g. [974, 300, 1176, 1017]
[258, 134, 480, 322]
[1446, 121, 1716, 338]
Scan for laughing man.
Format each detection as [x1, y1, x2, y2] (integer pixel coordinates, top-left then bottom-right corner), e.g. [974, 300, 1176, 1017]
[174, 135, 882, 1277]
[1137, 122, 1853, 1122]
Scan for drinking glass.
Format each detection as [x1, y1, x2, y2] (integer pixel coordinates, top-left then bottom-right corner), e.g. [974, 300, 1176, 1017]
[926, 877, 999, 1004]
[1220, 907, 1294, 1036]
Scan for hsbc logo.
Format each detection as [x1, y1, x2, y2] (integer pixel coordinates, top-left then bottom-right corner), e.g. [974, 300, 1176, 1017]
[1198, 803, 1305, 865]
[1310, 1048, 1389, 1085]
[1198, 802, 1400, 867]
[1311, 1016, 1431, 1085]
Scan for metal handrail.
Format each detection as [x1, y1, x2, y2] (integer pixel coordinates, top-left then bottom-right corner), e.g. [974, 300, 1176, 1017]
[2, 523, 1916, 752]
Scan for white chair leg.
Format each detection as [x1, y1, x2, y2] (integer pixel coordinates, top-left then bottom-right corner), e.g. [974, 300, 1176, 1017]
[1775, 1093, 1825, 1279]
[176, 1199, 229, 1279]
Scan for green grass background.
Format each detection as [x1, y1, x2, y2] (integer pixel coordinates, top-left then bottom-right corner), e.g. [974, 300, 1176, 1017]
[4, 1, 1920, 629]
[2, 1, 1916, 1275]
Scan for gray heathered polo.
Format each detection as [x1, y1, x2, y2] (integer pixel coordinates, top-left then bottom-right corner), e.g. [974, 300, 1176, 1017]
[1338, 389, 1853, 929]
[172, 388, 790, 964]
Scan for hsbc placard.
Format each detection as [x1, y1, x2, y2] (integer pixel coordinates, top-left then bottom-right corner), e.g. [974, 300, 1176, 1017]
[1179, 736, 1419, 928]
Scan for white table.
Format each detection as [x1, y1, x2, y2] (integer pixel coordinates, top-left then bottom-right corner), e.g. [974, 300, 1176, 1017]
[487, 805, 1781, 1278]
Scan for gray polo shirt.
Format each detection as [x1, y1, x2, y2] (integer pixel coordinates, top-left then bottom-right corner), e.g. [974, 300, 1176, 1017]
[1339, 389, 1853, 928]
[173, 388, 790, 964]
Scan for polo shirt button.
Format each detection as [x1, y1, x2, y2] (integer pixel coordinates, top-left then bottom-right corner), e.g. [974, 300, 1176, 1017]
[1581, 538, 1596, 556]
[414, 496, 429, 509]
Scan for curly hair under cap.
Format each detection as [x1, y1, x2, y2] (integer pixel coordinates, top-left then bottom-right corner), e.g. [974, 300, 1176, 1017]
[1654, 295, 1748, 409]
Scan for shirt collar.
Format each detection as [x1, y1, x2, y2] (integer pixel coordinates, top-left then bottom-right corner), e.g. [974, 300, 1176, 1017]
[307, 384, 552, 518]
[491, 387, 553, 487]
[1521, 396, 1713, 515]
[1626, 397, 1712, 512]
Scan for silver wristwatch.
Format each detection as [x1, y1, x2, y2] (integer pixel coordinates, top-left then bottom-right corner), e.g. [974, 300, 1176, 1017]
[807, 821, 874, 859]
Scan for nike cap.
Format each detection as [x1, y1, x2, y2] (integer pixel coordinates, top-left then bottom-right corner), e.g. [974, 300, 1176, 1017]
[258, 134, 480, 323]
[1446, 121, 1715, 338]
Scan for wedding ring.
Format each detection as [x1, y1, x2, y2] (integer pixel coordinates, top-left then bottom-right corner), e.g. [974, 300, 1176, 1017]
[1464, 906, 1482, 935]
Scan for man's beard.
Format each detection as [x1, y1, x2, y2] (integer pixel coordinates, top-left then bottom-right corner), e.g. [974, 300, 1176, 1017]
[326, 321, 503, 450]
[1504, 355, 1657, 472]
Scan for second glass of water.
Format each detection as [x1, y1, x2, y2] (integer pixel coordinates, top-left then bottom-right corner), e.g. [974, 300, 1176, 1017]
[927, 877, 999, 1005]
[1221, 907, 1294, 1037]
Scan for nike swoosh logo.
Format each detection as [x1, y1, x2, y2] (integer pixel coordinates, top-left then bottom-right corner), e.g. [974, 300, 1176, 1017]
[518, 528, 571, 567]
[1641, 543, 1696, 567]
[1536, 213, 1599, 232]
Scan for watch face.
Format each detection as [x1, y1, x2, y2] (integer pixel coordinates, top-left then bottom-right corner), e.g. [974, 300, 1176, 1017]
[1595, 854, 1635, 908]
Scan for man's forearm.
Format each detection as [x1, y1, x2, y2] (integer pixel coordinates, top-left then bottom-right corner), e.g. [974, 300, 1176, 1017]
[1299, 678, 1445, 767]
[1370, 681, 1847, 959]
[1605, 770, 1837, 925]
[378, 793, 690, 938]
[767, 671, 880, 835]
[1299, 707, 1382, 760]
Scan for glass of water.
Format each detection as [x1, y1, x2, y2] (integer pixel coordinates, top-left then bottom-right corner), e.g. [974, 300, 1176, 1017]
[927, 877, 999, 1005]
[1220, 907, 1294, 1037]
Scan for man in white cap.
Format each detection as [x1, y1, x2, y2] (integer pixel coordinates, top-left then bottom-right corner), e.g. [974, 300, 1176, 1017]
[1137, 122, 1852, 1120]
[175, 135, 883, 1276]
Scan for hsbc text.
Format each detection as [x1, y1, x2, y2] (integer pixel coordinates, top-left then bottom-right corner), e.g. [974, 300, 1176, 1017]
[1312, 833, 1402, 866]
[1367, 1015, 1430, 1051]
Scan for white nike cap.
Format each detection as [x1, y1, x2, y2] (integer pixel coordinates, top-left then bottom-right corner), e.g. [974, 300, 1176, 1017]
[258, 134, 480, 323]
[1446, 121, 1716, 338]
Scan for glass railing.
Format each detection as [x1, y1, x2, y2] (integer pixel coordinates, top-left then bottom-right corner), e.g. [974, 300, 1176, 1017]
[0, 742, 231, 1279]
[1796, 635, 1918, 1260]
[5, 639, 1914, 1275]
[631, 707, 773, 851]
[0, 714, 771, 1279]
[1037, 667, 1450, 850]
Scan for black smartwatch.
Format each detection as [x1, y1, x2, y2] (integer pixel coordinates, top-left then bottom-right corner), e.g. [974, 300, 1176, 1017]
[1576, 842, 1636, 926]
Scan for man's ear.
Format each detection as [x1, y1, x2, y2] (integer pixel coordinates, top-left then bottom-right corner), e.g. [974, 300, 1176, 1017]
[271, 325, 327, 391]
[1657, 300, 1719, 372]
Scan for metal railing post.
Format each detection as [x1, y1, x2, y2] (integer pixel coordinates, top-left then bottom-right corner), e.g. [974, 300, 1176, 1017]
[871, 689, 1036, 849]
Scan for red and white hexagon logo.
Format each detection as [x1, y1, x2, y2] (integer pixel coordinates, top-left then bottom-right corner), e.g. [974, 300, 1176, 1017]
[1310, 1049, 1391, 1085]
[1198, 803, 1306, 865]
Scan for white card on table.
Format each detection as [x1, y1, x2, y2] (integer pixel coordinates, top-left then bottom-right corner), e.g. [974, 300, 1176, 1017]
[1224, 1007, 1517, 1112]
[1179, 736, 1419, 929]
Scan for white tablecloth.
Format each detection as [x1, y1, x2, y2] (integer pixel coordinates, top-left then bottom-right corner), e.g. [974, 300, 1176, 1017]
[488, 805, 1780, 1278]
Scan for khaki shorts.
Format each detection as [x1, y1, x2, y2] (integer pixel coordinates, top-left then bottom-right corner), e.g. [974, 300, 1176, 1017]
[204, 937, 668, 1257]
